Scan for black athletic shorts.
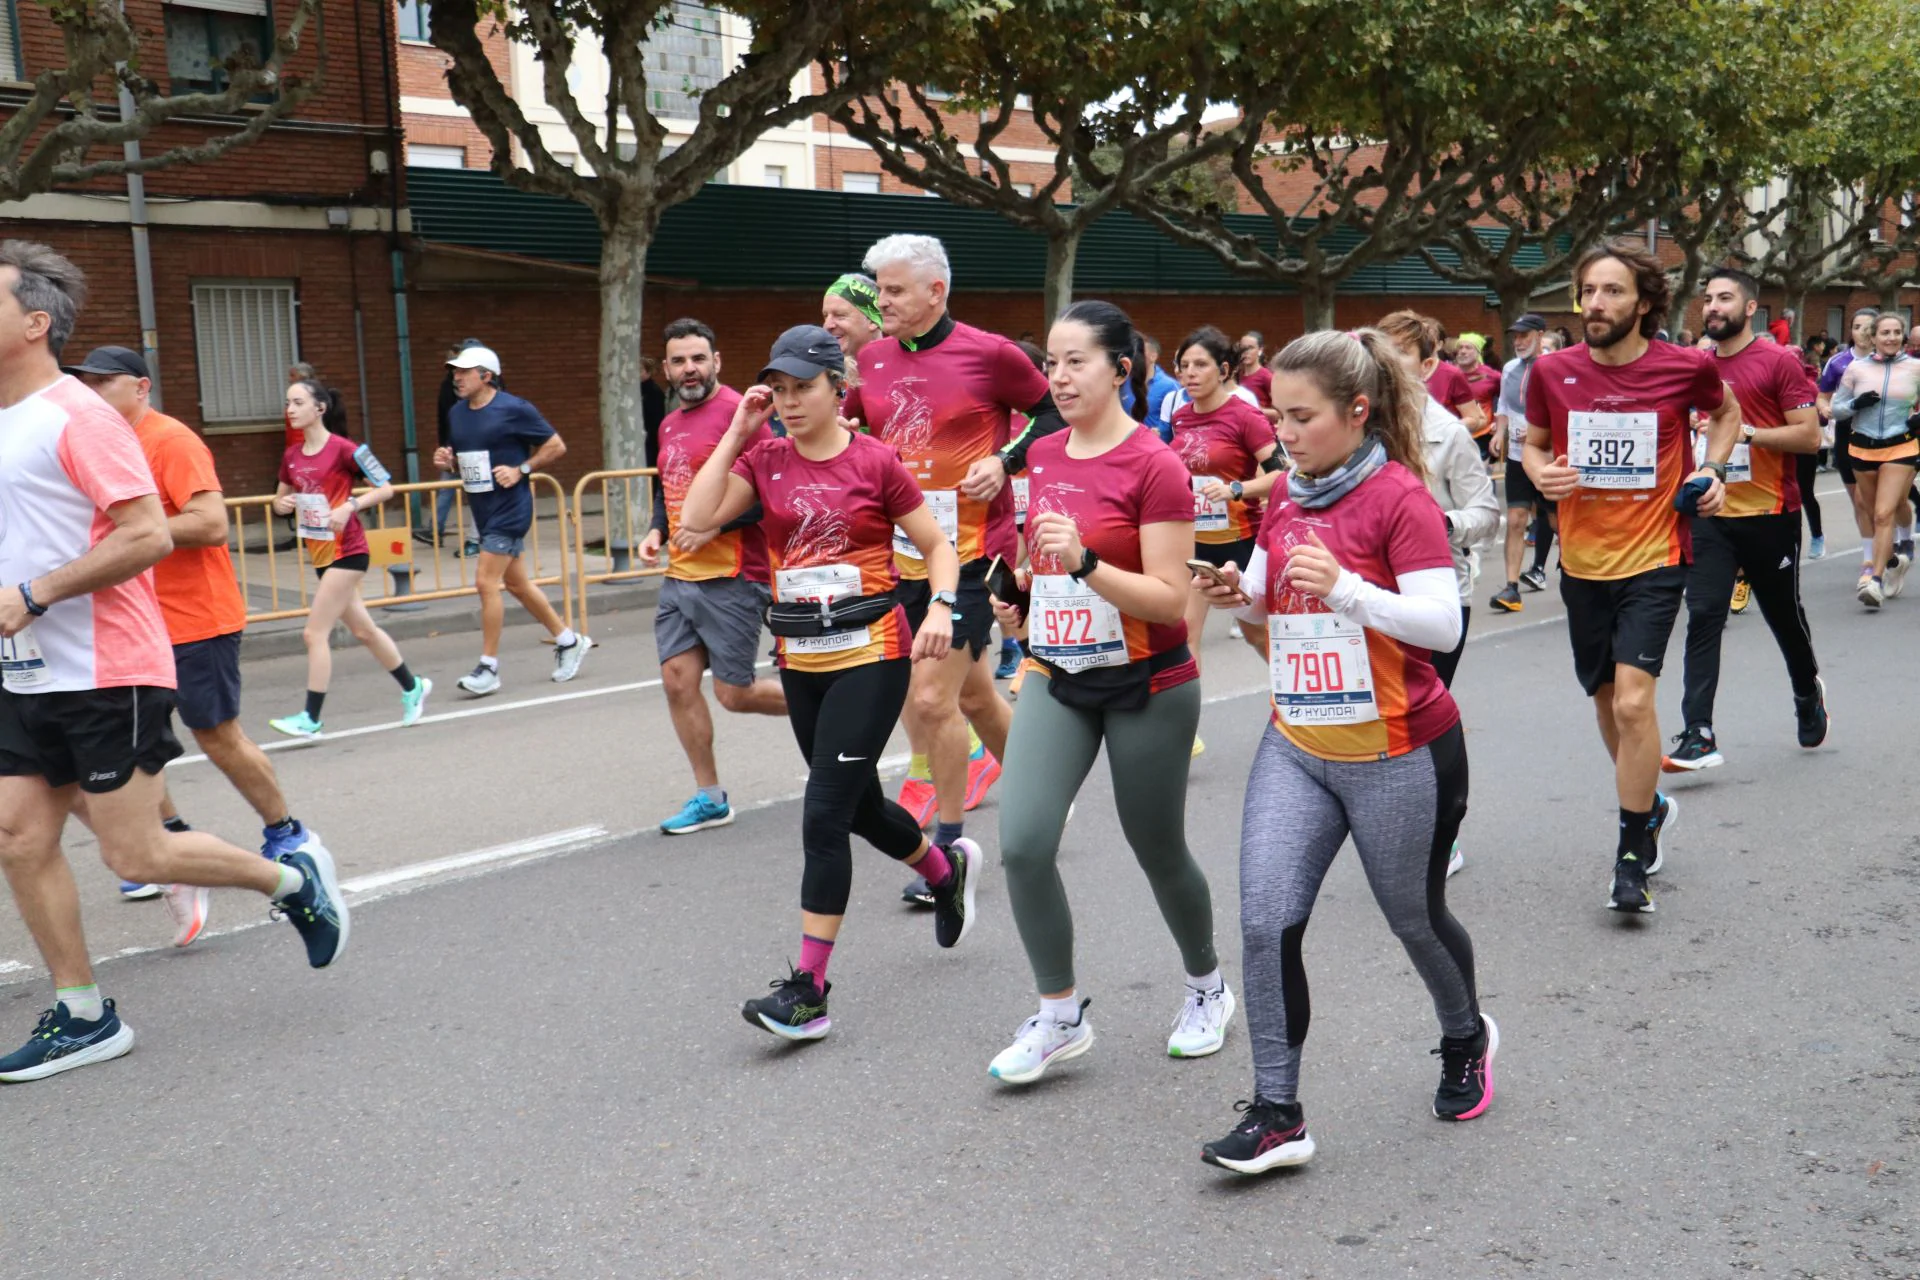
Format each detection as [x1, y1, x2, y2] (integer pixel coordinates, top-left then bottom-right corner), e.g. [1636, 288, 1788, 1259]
[0, 685, 184, 793]
[316, 552, 371, 578]
[899, 558, 995, 658]
[1192, 537, 1258, 570]
[172, 632, 244, 732]
[1559, 564, 1688, 696]
[1503, 459, 1545, 511]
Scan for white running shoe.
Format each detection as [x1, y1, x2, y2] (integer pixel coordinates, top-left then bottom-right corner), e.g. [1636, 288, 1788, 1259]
[1446, 840, 1464, 878]
[1168, 983, 1236, 1058]
[552, 635, 594, 682]
[457, 662, 502, 696]
[988, 1001, 1094, 1084]
[163, 884, 210, 948]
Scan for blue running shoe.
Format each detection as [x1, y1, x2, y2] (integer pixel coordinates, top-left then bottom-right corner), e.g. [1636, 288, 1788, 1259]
[995, 640, 1022, 680]
[272, 835, 350, 968]
[661, 792, 733, 835]
[119, 880, 163, 901]
[261, 819, 312, 862]
[0, 1000, 135, 1083]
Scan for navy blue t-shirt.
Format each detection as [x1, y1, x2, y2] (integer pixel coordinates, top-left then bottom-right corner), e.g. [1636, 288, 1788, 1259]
[447, 390, 556, 537]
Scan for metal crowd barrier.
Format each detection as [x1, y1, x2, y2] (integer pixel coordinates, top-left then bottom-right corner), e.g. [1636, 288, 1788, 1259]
[227, 476, 574, 629]
[570, 468, 666, 634]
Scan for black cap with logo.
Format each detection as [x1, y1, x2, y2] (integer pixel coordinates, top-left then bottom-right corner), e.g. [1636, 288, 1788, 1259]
[1507, 314, 1547, 334]
[760, 325, 846, 382]
[61, 345, 151, 379]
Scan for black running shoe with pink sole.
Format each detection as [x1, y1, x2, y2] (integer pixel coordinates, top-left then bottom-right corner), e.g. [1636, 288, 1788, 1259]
[1201, 1098, 1316, 1174]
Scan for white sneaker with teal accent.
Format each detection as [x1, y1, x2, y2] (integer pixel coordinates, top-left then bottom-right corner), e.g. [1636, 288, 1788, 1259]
[1168, 983, 1236, 1058]
[400, 675, 432, 726]
[989, 1001, 1094, 1084]
[268, 711, 323, 740]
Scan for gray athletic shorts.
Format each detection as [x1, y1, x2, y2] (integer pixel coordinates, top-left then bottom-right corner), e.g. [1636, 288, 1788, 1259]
[654, 575, 771, 688]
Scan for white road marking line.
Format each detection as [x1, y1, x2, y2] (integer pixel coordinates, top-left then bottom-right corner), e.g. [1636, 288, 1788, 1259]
[0, 960, 30, 976]
[340, 825, 610, 895]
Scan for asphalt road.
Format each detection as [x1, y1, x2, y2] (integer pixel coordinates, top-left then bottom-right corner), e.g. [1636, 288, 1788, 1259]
[1, 492, 1913, 1279]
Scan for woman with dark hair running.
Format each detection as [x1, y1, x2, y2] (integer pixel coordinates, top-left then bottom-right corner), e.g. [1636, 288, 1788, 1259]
[679, 325, 979, 1042]
[1194, 329, 1492, 1175]
[267, 379, 429, 739]
[985, 300, 1226, 1085]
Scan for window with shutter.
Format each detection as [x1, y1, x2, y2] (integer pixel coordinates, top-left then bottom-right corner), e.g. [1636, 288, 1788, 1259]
[191, 281, 301, 424]
[1, 2, 22, 81]
[164, 2, 273, 93]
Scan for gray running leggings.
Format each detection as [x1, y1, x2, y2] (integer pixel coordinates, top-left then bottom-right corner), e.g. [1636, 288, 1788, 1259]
[1240, 721, 1478, 1104]
[999, 677, 1217, 993]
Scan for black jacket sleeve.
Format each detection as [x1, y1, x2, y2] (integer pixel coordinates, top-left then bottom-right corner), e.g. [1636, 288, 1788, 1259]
[997, 392, 1069, 475]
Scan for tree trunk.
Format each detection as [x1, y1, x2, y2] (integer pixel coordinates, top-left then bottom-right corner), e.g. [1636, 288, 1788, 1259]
[1042, 225, 1081, 329]
[597, 218, 651, 556]
[1786, 288, 1809, 346]
[1881, 281, 1903, 312]
[1298, 278, 1338, 333]
[1496, 284, 1535, 345]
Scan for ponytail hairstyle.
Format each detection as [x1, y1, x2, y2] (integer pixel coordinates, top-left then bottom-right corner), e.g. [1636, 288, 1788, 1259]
[1057, 299, 1148, 421]
[1173, 324, 1235, 379]
[289, 377, 341, 434]
[1270, 328, 1428, 482]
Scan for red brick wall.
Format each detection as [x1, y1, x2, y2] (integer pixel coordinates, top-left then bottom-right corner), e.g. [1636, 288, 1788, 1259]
[397, 12, 510, 169]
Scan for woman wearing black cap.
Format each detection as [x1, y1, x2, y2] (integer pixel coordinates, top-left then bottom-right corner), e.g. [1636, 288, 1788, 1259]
[680, 325, 977, 1042]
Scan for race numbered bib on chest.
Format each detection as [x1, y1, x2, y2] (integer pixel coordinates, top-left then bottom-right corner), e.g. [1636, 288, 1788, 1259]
[294, 493, 336, 542]
[0, 625, 51, 691]
[1507, 413, 1528, 450]
[1192, 476, 1230, 532]
[1012, 477, 1030, 525]
[456, 450, 494, 494]
[1568, 411, 1658, 489]
[775, 564, 870, 654]
[1029, 573, 1128, 672]
[1269, 612, 1377, 725]
[893, 489, 958, 559]
[1695, 431, 1753, 485]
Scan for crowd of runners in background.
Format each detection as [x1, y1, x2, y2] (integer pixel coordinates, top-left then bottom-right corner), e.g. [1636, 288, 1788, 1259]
[0, 226, 1882, 1174]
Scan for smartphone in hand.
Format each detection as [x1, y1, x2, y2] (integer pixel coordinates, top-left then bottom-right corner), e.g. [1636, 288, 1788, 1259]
[1187, 558, 1251, 604]
[986, 555, 1030, 612]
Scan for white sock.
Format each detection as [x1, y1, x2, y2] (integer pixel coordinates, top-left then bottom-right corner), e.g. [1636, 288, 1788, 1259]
[56, 984, 104, 1021]
[1185, 968, 1224, 994]
[1040, 993, 1081, 1025]
[1864, 543, 1876, 566]
[1899, 525, 1913, 546]
[479, 655, 499, 672]
[555, 627, 578, 648]
[273, 864, 306, 901]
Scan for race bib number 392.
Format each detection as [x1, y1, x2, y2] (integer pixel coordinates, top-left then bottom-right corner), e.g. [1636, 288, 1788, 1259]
[1568, 411, 1658, 490]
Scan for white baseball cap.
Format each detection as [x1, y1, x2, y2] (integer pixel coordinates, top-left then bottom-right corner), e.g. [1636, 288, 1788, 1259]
[447, 345, 501, 374]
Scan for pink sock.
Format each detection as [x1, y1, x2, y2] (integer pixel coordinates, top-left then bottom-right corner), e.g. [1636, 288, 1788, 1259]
[798, 934, 834, 989]
[915, 843, 952, 889]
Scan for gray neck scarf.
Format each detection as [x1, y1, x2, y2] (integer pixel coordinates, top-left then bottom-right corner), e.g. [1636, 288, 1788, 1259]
[1288, 437, 1386, 509]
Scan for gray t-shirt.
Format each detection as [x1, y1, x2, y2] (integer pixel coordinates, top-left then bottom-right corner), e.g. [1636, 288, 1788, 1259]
[1498, 355, 1533, 447]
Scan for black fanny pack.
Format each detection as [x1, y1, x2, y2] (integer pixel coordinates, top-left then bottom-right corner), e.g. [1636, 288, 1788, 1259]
[766, 591, 896, 639]
[1034, 643, 1191, 712]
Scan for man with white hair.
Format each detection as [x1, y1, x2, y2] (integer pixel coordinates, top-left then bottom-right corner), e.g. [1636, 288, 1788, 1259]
[842, 234, 1064, 886]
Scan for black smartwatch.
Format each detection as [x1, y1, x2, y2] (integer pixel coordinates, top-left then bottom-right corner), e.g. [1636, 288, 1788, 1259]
[930, 588, 960, 622]
[1069, 547, 1100, 581]
[1229, 480, 1244, 500]
[1701, 460, 1728, 482]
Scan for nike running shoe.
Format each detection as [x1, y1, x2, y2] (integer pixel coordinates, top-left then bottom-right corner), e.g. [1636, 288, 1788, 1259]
[1445, 840, 1464, 879]
[1729, 578, 1751, 614]
[1201, 1098, 1315, 1174]
[118, 880, 163, 901]
[1858, 572, 1883, 609]
[0, 1000, 135, 1083]
[1489, 583, 1523, 613]
[1662, 725, 1723, 772]
[660, 792, 733, 835]
[741, 966, 830, 1041]
[552, 635, 594, 683]
[896, 776, 938, 828]
[963, 749, 1001, 811]
[1608, 852, 1654, 913]
[271, 835, 349, 968]
[901, 875, 935, 907]
[1168, 983, 1236, 1058]
[268, 711, 323, 740]
[399, 675, 432, 727]
[1794, 676, 1830, 749]
[995, 640, 1022, 680]
[1519, 565, 1548, 592]
[1432, 1014, 1499, 1121]
[988, 1000, 1094, 1084]
[931, 838, 981, 949]
[457, 662, 501, 697]
[1648, 791, 1677, 874]
[1806, 534, 1826, 561]
[261, 820, 311, 862]
[162, 884, 210, 948]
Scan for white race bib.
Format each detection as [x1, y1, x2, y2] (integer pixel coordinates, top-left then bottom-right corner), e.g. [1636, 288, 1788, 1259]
[1192, 476, 1230, 533]
[1029, 573, 1128, 672]
[294, 493, 335, 543]
[457, 450, 495, 494]
[1695, 431, 1753, 485]
[893, 489, 959, 559]
[1568, 411, 1658, 489]
[775, 564, 870, 654]
[1507, 414, 1527, 450]
[0, 625, 51, 691]
[1269, 612, 1377, 725]
[1012, 477, 1030, 525]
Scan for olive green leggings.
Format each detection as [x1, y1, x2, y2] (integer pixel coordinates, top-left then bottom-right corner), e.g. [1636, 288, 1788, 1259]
[998, 676, 1217, 993]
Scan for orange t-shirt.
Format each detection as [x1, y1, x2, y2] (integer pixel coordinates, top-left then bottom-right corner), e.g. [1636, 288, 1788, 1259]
[133, 409, 249, 644]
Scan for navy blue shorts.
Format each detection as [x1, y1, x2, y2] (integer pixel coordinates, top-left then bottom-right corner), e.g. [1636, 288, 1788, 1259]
[172, 632, 244, 731]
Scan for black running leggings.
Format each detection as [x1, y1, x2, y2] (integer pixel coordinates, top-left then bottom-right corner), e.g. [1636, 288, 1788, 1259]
[781, 659, 926, 916]
[1795, 451, 1823, 539]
